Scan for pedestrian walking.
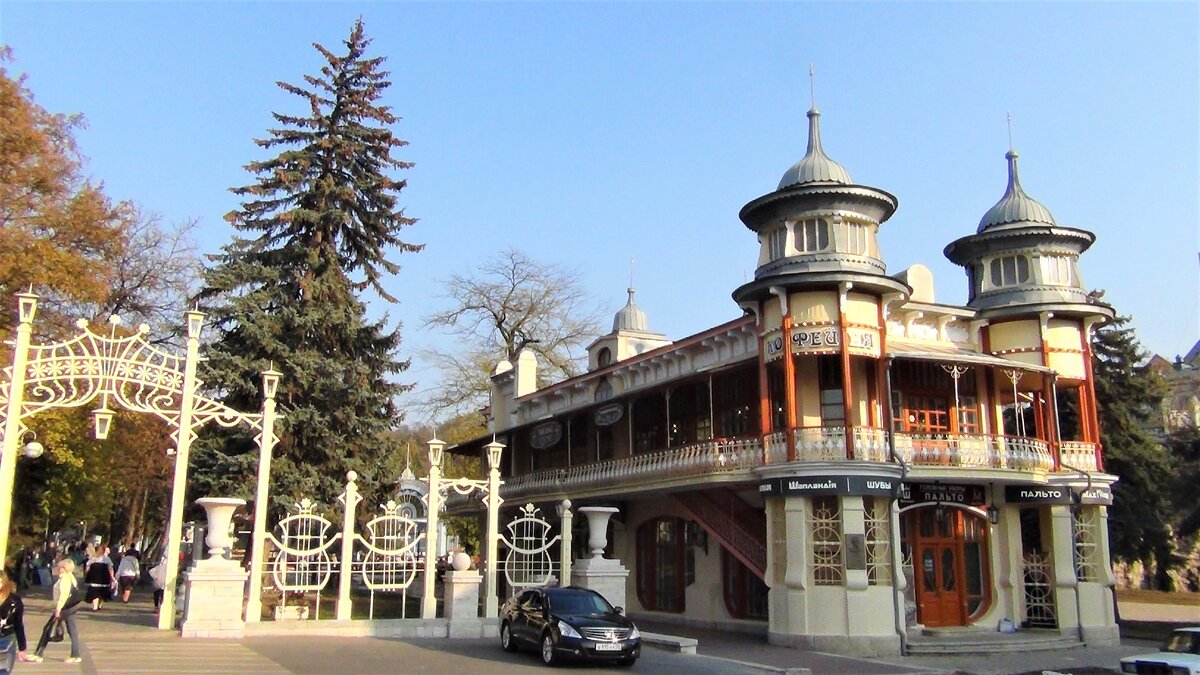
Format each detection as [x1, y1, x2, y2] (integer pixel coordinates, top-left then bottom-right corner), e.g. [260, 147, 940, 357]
[115, 549, 139, 604]
[148, 559, 167, 610]
[31, 559, 82, 664]
[0, 569, 36, 669]
[83, 545, 114, 611]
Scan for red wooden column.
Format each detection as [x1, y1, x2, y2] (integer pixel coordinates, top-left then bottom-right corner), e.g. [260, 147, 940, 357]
[837, 285, 855, 460]
[1081, 321, 1104, 471]
[782, 312, 799, 462]
[757, 302, 773, 464]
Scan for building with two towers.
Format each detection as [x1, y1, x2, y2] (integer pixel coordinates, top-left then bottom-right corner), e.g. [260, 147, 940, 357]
[456, 104, 1119, 656]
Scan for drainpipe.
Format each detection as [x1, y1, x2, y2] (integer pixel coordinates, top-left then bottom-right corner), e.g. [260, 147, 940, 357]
[884, 356, 909, 653]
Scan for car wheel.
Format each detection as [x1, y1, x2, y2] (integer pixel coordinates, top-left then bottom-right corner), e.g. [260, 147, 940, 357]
[540, 632, 559, 666]
[500, 622, 518, 652]
[617, 657, 637, 667]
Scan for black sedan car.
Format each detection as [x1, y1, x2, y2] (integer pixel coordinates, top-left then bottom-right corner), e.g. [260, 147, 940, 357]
[500, 586, 641, 667]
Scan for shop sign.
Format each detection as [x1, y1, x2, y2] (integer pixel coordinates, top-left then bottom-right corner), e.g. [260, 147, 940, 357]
[594, 403, 623, 427]
[763, 325, 879, 358]
[900, 483, 986, 506]
[529, 421, 563, 450]
[1004, 485, 1114, 505]
[759, 475, 898, 497]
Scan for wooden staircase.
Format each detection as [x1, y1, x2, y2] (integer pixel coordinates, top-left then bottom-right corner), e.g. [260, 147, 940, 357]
[672, 489, 767, 580]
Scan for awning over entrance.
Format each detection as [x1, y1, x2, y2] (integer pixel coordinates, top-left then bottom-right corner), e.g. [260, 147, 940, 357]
[886, 338, 1052, 373]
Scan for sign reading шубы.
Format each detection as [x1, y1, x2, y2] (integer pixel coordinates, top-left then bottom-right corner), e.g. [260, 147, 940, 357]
[759, 475, 897, 497]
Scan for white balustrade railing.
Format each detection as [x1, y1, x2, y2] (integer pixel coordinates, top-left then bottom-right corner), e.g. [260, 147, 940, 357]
[504, 436, 762, 500]
[1059, 441, 1100, 471]
[504, 429, 1062, 500]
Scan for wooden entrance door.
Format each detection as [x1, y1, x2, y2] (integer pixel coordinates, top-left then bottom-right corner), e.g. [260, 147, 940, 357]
[907, 506, 991, 627]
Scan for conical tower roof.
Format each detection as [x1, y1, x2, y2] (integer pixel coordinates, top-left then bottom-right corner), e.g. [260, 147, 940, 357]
[777, 108, 853, 189]
[977, 150, 1056, 233]
[612, 288, 648, 332]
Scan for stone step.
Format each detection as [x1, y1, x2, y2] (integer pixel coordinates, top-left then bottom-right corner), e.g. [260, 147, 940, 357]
[906, 628, 1081, 655]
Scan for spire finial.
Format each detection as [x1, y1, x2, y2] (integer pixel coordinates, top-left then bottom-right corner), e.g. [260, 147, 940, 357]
[808, 64, 816, 110]
[1006, 112, 1014, 152]
[630, 256, 635, 290]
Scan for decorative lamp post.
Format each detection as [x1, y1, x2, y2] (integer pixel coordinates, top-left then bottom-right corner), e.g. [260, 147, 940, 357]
[92, 407, 115, 440]
[20, 432, 43, 460]
[482, 439, 504, 617]
[0, 292, 39, 558]
[244, 368, 281, 623]
[421, 437, 445, 619]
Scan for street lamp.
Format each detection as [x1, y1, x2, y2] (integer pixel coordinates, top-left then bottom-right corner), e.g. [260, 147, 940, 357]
[427, 438, 446, 469]
[20, 431, 43, 459]
[484, 439, 504, 471]
[92, 407, 115, 440]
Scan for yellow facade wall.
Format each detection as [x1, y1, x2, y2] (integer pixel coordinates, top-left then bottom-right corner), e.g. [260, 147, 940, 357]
[791, 291, 837, 325]
[1046, 318, 1086, 380]
[796, 358, 821, 427]
[845, 293, 880, 327]
[987, 319, 1042, 368]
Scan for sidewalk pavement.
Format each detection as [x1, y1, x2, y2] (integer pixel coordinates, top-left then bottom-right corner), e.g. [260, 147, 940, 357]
[9, 583, 1184, 675]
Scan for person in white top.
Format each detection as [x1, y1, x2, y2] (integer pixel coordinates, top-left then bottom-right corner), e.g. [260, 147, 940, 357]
[116, 549, 140, 603]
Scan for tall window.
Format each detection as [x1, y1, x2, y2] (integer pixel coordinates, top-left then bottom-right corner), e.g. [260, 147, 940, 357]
[722, 549, 768, 620]
[668, 381, 712, 447]
[597, 347, 612, 367]
[637, 518, 687, 612]
[768, 226, 787, 260]
[840, 220, 872, 256]
[767, 366, 787, 432]
[864, 496, 891, 586]
[988, 255, 1031, 288]
[633, 394, 665, 454]
[714, 366, 757, 437]
[1073, 508, 1100, 582]
[810, 496, 843, 585]
[818, 356, 845, 427]
[1041, 255, 1076, 286]
[795, 218, 830, 253]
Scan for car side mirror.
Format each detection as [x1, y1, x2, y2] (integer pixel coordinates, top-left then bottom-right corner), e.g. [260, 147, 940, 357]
[614, 606, 624, 615]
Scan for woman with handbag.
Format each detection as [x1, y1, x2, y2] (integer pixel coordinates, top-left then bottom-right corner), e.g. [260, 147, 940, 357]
[31, 559, 81, 664]
[0, 570, 36, 669]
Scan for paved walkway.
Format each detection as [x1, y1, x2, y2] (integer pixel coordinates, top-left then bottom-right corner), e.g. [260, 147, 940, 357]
[10, 584, 1185, 674]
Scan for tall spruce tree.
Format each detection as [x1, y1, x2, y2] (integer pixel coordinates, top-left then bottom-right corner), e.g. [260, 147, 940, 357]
[1087, 315, 1175, 585]
[195, 20, 419, 513]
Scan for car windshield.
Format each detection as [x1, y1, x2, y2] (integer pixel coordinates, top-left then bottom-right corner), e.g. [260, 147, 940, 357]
[549, 591, 613, 615]
[1162, 632, 1200, 654]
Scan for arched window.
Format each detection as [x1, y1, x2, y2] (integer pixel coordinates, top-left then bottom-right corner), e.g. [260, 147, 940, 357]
[988, 255, 1030, 288]
[636, 518, 689, 612]
[597, 347, 612, 368]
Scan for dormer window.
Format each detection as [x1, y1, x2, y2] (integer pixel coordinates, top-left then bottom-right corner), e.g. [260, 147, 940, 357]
[768, 226, 788, 260]
[795, 218, 830, 253]
[1040, 255, 1076, 286]
[988, 255, 1030, 288]
[597, 347, 612, 367]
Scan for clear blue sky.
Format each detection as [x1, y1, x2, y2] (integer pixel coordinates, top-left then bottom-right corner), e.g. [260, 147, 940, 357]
[3, 2, 1197, 419]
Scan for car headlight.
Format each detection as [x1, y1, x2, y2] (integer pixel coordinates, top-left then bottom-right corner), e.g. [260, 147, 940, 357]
[557, 620, 582, 639]
[1119, 661, 1137, 674]
[1169, 666, 1189, 675]
[629, 626, 640, 640]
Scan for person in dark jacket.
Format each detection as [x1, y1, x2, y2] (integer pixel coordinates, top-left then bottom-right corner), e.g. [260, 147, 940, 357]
[0, 569, 35, 668]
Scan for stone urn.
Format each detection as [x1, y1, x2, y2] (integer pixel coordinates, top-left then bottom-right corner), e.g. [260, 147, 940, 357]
[577, 506, 619, 559]
[195, 497, 246, 559]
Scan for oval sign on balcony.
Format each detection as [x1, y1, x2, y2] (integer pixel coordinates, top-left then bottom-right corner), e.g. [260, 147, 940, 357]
[530, 421, 563, 450]
[594, 403, 624, 427]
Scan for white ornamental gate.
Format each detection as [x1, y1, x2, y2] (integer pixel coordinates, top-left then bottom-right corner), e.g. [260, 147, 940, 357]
[260, 474, 427, 621]
[499, 501, 573, 595]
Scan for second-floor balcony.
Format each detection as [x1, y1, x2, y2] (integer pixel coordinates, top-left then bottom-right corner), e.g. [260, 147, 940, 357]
[501, 427, 1102, 503]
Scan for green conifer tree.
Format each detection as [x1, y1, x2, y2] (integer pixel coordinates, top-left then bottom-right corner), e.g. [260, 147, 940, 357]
[195, 20, 419, 513]
[1087, 315, 1174, 585]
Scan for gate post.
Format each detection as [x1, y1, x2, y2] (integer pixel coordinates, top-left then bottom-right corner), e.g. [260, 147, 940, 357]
[422, 438, 444, 619]
[245, 369, 281, 623]
[159, 309, 205, 630]
[337, 471, 361, 620]
[558, 499, 573, 586]
[483, 440, 504, 617]
[0, 292, 37, 559]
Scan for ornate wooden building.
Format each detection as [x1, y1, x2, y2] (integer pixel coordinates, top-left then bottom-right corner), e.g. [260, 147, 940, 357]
[458, 105, 1119, 656]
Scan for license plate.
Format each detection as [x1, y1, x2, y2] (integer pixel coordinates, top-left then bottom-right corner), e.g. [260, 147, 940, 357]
[594, 643, 622, 652]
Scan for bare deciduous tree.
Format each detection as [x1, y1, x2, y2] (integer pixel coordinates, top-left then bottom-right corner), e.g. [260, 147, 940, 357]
[421, 248, 603, 419]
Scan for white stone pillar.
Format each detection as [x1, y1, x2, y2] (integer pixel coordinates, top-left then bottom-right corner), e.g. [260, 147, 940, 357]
[570, 507, 628, 610]
[483, 440, 504, 617]
[181, 498, 249, 638]
[336, 472, 361, 620]
[422, 439, 443, 619]
[444, 563, 483, 638]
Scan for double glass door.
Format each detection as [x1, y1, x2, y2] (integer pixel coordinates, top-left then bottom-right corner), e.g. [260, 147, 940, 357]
[906, 506, 990, 627]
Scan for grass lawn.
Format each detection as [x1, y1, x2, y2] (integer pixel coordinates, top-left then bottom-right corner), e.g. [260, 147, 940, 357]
[1117, 589, 1200, 606]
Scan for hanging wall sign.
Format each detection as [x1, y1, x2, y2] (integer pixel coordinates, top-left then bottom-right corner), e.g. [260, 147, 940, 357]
[529, 421, 563, 449]
[762, 324, 881, 359]
[759, 475, 898, 497]
[899, 483, 986, 506]
[594, 403, 624, 427]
